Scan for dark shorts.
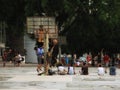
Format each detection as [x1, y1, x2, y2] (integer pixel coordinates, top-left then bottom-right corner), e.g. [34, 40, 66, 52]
[37, 56, 44, 64]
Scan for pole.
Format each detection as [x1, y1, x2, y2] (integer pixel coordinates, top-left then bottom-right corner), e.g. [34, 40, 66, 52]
[44, 30, 49, 75]
[59, 36, 61, 61]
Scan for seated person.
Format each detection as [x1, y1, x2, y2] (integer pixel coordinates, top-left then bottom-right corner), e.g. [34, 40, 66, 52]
[14, 52, 22, 67]
[68, 64, 75, 75]
[109, 64, 116, 75]
[98, 64, 105, 76]
[57, 63, 67, 75]
[48, 66, 56, 75]
[80, 62, 88, 75]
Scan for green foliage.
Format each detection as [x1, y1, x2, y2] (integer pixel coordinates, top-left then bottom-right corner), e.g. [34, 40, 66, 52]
[0, 0, 120, 53]
[25, 0, 44, 16]
[32, 0, 120, 53]
[0, 0, 25, 36]
[0, 0, 25, 49]
[61, 0, 120, 53]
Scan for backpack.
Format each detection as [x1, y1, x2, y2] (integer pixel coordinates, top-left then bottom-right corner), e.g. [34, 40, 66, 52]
[37, 47, 44, 56]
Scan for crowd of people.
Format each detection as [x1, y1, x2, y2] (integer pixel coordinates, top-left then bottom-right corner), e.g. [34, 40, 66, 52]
[2, 48, 24, 67]
[34, 45, 119, 76]
[2, 43, 119, 77]
[33, 25, 119, 76]
[1, 46, 119, 76]
[34, 28, 120, 75]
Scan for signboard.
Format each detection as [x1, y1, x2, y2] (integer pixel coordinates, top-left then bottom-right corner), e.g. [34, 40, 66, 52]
[26, 17, 58, 38]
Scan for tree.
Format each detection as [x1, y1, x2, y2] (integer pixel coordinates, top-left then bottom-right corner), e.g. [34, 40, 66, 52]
[1, 0, 120, 54]
[40, 0, 120, 54]
[0, 0, 25, 51]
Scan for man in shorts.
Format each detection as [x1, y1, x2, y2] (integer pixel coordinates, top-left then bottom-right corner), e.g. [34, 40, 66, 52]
[36, 46, 44, 75]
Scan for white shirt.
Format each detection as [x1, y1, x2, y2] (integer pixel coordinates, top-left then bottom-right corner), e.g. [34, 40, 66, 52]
[68, 66, 74, 75]
[58, 66, 65, 72]
[18, 54, 22, 61]
[58, 66, 67, 75]
[98, 67, 105, 75]
[76, 61, 80, 66]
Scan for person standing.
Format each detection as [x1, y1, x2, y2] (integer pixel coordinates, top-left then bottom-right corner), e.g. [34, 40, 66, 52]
[86, 54, 92, 65]
[73, 54, 77, 64]
[2, 50, 7, 67]
[36, 46, 44, 75]
[117, 54, 120, 68]
[50, 39, 59, 67]
[64, 54, 69, 66]
[97, 52, 102, 65]
[46, 51, 52, 67]
[97, 49, 104, 66]
[103, 53, 110, 73]
[35, 25, 44, 47]
[7, 49, 14, 63]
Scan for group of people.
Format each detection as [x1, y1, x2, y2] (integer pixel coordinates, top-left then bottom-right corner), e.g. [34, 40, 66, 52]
[34, 44, 119, 76]
[47, 61, 116, 76]
[98, 64, 116, 76]
[57, 62, 76, 75]
[45, 61, 88, 76]
[2, 48, 24, 67]
[35, 39, 59, 75]
[34, 29, 119, 76]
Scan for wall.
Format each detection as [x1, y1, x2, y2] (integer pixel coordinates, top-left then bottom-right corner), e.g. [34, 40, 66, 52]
[24, 34, 37, 63]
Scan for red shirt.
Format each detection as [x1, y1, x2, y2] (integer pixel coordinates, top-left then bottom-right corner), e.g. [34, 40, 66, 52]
[103, 55, 110, 63]
[87, 55, 91, 62]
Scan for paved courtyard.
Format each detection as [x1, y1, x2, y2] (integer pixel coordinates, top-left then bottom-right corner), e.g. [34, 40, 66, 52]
[0, 64, 120, 90]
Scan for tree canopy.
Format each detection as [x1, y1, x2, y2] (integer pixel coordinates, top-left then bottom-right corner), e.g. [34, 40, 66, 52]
[0, 0, 120, 54]
[39, 0, 120, 54]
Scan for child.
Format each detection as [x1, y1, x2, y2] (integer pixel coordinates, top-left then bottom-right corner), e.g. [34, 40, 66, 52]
[98, 64, 105, 76]
[80, 62, 88, 75]
[68, 64, 75, 75]
[57, 62, 67, 75]
[109, 64, 116, 75]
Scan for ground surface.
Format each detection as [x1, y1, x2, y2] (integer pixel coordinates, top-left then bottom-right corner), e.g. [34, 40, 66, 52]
[0, 63, 120, 90]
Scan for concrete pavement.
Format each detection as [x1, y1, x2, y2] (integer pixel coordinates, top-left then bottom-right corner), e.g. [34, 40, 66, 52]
[0, 65, 120, 90]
